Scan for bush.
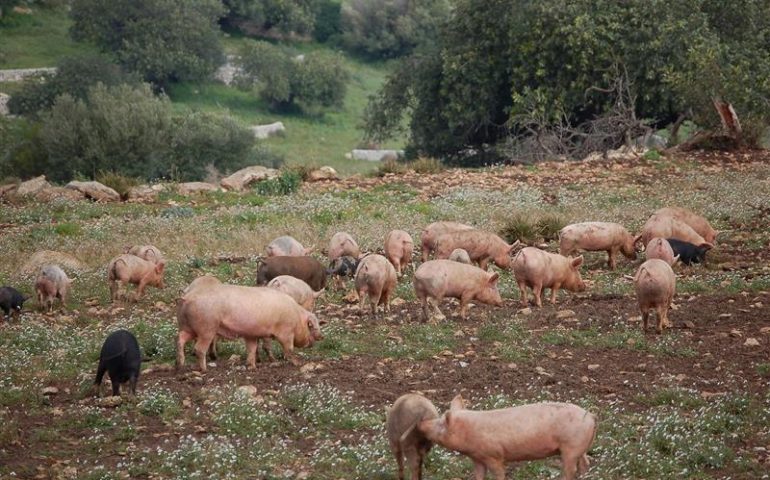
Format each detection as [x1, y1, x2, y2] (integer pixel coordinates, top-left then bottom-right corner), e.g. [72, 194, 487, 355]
[70, 0, 225, 86]
[254, 169, 302, 195]
[8, 53, 137, 116]
[0, 116, 49, 180]
[95, 172, 141, 199]
[499, 212, 568, 245]
[340, 0, 450, 59]
[409, 156, 444, 174]
[223, 0, 318, 38]
[313, 0, 342, 42]
[236, 41, 349, 112]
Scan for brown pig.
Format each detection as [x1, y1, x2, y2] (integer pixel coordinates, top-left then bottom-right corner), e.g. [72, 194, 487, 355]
[417, 395, 597, 480]
[267, 275, 323, 311]
[107, 254, 165, 302]
[654, 207, 717, 244]
[355, 254, 397, 317]
[420, 221, 474, 262]
[448, 248, 472, 264]
[328, 232, 361, 261]
[414, 260, 502, 321]
[635, 214, 712, 250]
[386, 393, 440, 480]
[512, 247, 585, 307]
[256, 256, 327, 291]
[124, 245, 164, 265]
[35, 265, 73, 312]
[633, 259, 676, 333]
[559, 222, 636, 270]
[266, 235, 312, 257]
[176, 285, 323, 371]
[435, 230, 519, 270]
[384, 229, 414, 276]
[645, 238, 678, 266]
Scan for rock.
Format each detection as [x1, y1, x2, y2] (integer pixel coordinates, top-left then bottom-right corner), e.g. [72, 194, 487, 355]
[237, 385, 258, 397]
[587, 364, 600, 371]
[0, 92, 10, 116]
[34, 187, 85, 202]
[19, 250, 88, 276]
[729, 329, 742, 338]
[718, 313, 732, 319]
[220, 165, 279, 191]
[518, 307, 532, 315]
[65, 181, 120, 202]
[343, 289, 359, 304]
[535, 366, 551, 376]
[744, 338, 760, 347]
[556, 309, 576, 319]
[760, 327, 770, 335]
[17, 175, 51, 196]
[178, 182, 218, 195]
[96, 396, 123, 407]
[580, 376, 590, 383]
[681, 320, 695, 329]
[0, 183, 18, 198]
[250, 122, 286, 139]
[127, 184, 164, 202]
[42, 386, 59, 395]
[228, 354, 241, 364]
[350, 149, 404, 162]
[307, 166, 339, 182]
[391, 297, 405, 306]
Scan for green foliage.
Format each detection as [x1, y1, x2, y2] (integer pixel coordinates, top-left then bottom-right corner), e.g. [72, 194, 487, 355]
[0, 116, 48, 180]
[70, 0, 225, 86]
[223, 0, 318, 38]
[236, 41, 350, 112]
[254, 169, 302, 196]
[95, 172, 141, 199]
[8, 53, 137, 116]
[312, 0, 342, 42]
[499, 212, 568, 245]
[340, 0, 449, 59]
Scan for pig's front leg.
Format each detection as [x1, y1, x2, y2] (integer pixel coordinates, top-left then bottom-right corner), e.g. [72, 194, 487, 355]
[245, 338, 258, 368]
[550, 283, 562, 304]
[473, 461, 487, 480]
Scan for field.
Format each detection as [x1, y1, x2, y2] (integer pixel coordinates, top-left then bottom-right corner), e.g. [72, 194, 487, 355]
[1, 151, 769, 479]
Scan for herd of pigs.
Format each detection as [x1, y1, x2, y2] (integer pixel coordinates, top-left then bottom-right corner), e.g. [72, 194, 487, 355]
[0, 206, 720, 479]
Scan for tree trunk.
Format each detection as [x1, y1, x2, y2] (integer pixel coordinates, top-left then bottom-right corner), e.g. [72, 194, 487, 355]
[712, 98, 743, 147]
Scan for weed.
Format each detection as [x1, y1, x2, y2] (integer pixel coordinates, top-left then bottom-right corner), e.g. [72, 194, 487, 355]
[376, 158, 407, 176]
[254, 169, 302, 196]
[137, 388, 181, 420]
[160, 206, 195, 219]
[54, 222, 81, 236]
[96, 171, 140, 199]
[757, 363, 770, 378]
[210, 388, 288, 438]
[281, 383, 380, 430]
[409, 156, 445, 174]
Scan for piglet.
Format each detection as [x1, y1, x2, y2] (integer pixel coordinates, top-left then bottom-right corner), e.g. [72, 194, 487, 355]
[108, 254, 165, 302]
[94, 329, 141, 397]
[0, 286, 29, 319]
[655, 207, 717, 244]
[633, 259, 676, 333]
[645, 238, 678, 266]
[448, 248, 472, 264]
[267, 275, 323, 311]
[328, 232, 361, 262]
[386, 393, 439, 480]
[666, 238, 708, 265]
[384, 230, 414, 276]
[35, 265, 73, 312]
[421, 221, 474, 262]
[125, 245, 164, 265]
[513, 247, 585, 307]
[355, 254, 397, 318]
[266, 235, 312, 257]
[559, 222, 636, 270]
[414, 260, 502, 321]
[434, 230, 518, 270]
[418, 395, 597, 480]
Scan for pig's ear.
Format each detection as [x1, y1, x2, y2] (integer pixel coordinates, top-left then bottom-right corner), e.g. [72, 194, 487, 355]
[488, 273, 499, 285]
[450, 394, 465, 410]
[156, 262, 166, 274]
[318, 316, 328, 326]
[571, 256, 584, 268]
[633, 234, 644, 249]
[444, 411, 453, 426]
[699, 242, 714, 251]
[672, 254, 681, 266]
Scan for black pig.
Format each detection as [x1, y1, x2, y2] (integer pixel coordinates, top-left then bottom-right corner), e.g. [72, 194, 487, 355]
[327, 255, 360, 289]
[0, 286, 28, 318]
[666, 238, 710, 265]
[95, 330, 142, 396]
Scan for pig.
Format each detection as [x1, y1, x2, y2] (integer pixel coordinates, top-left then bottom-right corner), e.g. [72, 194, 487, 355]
[633, 259, 676, 333]
[448, 248, 472, 264]
[414, 260, 503, 321]
[417, 395, 597, 480]
[125, 245, 164, 265]
[635, 214, 712, 250]
[384, 229, 414, 276]
[386, 393, 440, 480]
[266, 235, 312, 257]
[645, 237, 678, 266]
[35, 265, 73, 312]
[434, 230, 519, 270]
[107, 254, 166, 302]
[421, 221, 474, 262]
[327, 255, 358, 289]
[94, 329, 141, 397]
[559, 222, 636, 270]
[655, 207, 718, 244]
[0, 286, 29, 318]
[328, 232, 361, 262]
[256, 256, 327, 291]
[182, 275, 222, 295]
[267, 275, 324, 311]
[355, 254, 397, 318]
[512, 247, 585, 307]
[666, 238, 708, 265]
[176, 285, 323, 371]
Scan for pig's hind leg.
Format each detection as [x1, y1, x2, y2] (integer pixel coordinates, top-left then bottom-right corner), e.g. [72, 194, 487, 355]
[390, 442, 404, 480]
[244, 338, 258, 368]
[560, 450, 581, 480]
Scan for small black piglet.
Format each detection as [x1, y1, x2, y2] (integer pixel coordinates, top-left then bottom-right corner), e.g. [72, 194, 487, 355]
[94, 329, 141, 396]
[666, 238, 710, 265]
[0, 286, 28, 318]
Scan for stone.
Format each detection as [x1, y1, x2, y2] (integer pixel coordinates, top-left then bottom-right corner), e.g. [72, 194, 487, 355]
[42, 386, 59, 395]
[744, 338, 760, 347]
[127, 184, 163, 202]
[178, 182, 218, 195]
[96, 396, 123, 407]
[66, 181, 120, 202]
[0, 92, 10, 116]
[307, 166, 339, 182]
[250, 121, 285, 139]
[350, 149, 404, 162]
[0, 183, 18, 198]
[237, 385, 258, 397]
[556, 309, 576, 319]
[759, 327, 770, 335]
[587, 364, 600, 371]
[17, 175, 50, 196]
[518, 307, 532, 315]
[681, 320, 695, 329]
[34, 187, 85, 202]
[220, 165, 279, 191]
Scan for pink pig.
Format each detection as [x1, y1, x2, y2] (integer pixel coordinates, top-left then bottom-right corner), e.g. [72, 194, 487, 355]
[107, 254, 165, 302]
[384, 229, 414, 276]
[645, 238, 678, 266]
[654, 207, 718, 244]
[414, 260, 503, 321]
[386, 393, 440, 480]
[632, 259, 676, 333]
[328, 232, 361, 261]
[267, 275, 323, 311]
[266, 236, 312, 257]
[512, 247, 585, 307]
[559, 222, 637, 270]
[355, 254, 397, 318]
[635, 214, 712, 249]
[420, 221, 474, 262]
[434, 230, 519, 270]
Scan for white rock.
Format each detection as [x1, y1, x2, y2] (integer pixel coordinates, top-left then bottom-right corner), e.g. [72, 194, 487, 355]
[66, 180, 120, 202]
[17, 175, 50, 196]
[744, 338, 760, 347]
[350, 149, 404, 162]
[42, 386, 59, 395]
[307, 166, 339, 182]
[220, 165, 279, 191]
[250, 122, 286, 139]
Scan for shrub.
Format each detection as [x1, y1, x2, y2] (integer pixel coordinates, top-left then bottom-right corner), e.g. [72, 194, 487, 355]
[254, 169, 302, 196]
[409, 156, 444, 174]
[0, 116, 49, 180]
[313, 0, 342, 42]
[499, 212, 568, 245]
[375, 158, 407, 176]
[95, 172, 141, 199]
[70, 0, 225, 86]
[223, 0, 318, 38]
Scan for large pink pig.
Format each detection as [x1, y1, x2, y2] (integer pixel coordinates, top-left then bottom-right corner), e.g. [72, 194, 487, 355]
[434, 230, 519, 270]
[35, 265, 73, 312]
[654, 207, 718, 244]
[328, 232, 361, 261]
[107, 254, 165, 302]
[266, 235, 312, 257]
[512, 247, 585, 307]
[420, 221, 474, 262]
[176, 285, 323, 371]
[355, 254, 397, 317]
[267, 275, 323, 311]
[124, 245, 165, 265]
[413, 260, 502, 321]
[635, 214, 712, 249]
[384, 229, 414, 276]
[645, 238, 678, 266]
[417, 395, 597, 480]
[559, 222, 636, 270]
[633, 259, 676, 333]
